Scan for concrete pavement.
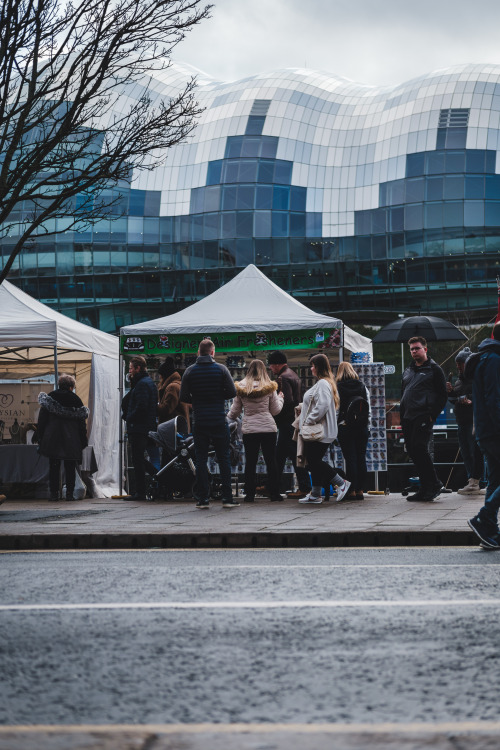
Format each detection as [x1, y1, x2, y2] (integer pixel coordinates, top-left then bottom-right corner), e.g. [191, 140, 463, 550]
[0, 489, 485, 549]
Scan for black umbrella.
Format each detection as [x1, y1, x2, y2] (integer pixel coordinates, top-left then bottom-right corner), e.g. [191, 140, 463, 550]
[373, 315, 467, 343]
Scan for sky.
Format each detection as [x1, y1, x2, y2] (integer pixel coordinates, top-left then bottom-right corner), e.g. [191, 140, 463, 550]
[174, 0, 500, 88]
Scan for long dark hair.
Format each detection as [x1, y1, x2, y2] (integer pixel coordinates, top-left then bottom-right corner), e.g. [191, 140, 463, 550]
[310, 353, 339, 408]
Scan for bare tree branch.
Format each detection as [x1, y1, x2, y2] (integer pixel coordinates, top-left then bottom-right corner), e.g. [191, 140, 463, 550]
[0, 0, 211, 283]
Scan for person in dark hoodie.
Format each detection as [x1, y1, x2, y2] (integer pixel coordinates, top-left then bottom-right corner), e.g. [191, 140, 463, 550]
[336, 362, 371, 499]
[124, 355, 158, 502]
[157, 356, 190, 429]
[400, 336, 447, 502]
[467, 322, 500, 549]
[37, 374, 89, 501]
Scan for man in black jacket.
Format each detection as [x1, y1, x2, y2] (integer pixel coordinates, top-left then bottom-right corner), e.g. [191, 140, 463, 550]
[124, 356, 158, 502]
[400, 336, 447, 502]
[180, 339, 239, 509]
[268, 350, 310, 498]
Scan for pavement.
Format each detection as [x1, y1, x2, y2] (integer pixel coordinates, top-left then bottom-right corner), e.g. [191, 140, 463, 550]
[0, 489, 486, 549]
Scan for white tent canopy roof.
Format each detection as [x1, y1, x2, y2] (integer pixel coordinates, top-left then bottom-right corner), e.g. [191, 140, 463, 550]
[0, 279, 118, 358]
[121, 264, 372, 355]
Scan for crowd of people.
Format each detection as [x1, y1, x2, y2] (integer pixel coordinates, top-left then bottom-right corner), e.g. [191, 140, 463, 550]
[35, 324, 500, 549]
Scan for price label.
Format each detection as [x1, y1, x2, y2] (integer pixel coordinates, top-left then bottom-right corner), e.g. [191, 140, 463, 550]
[384, 365, 396, 374]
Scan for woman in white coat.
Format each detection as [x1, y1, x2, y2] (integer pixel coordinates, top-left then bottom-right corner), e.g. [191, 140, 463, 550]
[227, 359, 284, 502]
[298, 353, 350, 504]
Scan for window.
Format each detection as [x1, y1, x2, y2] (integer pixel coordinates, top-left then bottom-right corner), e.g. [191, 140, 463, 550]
[245, 116, 266, 135]
[206, 160, 223, 184]
[255, 184, 273, 209]
[273, 185, 289, 210]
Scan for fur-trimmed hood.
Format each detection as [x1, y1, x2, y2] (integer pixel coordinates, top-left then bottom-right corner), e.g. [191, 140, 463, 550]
[38, 391, 89, 420]
[235, 380, 278, 399]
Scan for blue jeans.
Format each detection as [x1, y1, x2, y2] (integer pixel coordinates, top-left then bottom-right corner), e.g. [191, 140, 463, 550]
[457, 422, 483, 480]
[477, 437, 500, 530]
[193, 422, 232, 502]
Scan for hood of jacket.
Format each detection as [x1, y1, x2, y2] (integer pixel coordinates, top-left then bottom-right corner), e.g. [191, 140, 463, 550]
[337, 378, 365, 397]
[38, 391, 89, 420]
[235, 380, 278, 399]
[478, 338, 500, 356]
[160, 371, 181, 388]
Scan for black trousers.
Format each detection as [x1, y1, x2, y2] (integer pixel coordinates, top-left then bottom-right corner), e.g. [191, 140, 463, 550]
[243, 432, 280, 498]
[401, 416, 440, 490]
[337, 425, 369, 492]
[303, 441, 336, 489]
[129, 433, 157, 496]
[49, 459, 76, 498]
[275, 423, 311, 492]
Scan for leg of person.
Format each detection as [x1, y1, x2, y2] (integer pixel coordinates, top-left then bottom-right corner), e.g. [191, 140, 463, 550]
[353, 426, 369, 496]
[128, 433, 149, 500]
[402, 417, 441, 500]
[242, 433, 260, 502]
[337, 425, 358, 497]
[299, 442, 349, 504]
[276, 424, 310, 496]
[193, 426, 211, 508]
[260, 432, 283, 501]
[63, 460, 77, 501]
[473, 442, 486, 493]
[456, 422, 480, 494]
[212, 423, 239, 508]
[147, 439, 161, 472]
[49, 458, 61, 500]
[470, 439, 500, 532]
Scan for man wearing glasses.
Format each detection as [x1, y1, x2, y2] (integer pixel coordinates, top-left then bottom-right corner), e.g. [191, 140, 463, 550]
[400, 336, 447, 502]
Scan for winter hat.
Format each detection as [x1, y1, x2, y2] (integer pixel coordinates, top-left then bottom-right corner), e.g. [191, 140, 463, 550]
[267, 350, 287, 365]
[455, 347, 472, 364]
[158, 356, 176, 378]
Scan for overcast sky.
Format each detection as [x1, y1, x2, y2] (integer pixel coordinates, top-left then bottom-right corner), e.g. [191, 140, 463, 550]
[174, 0, 500, 88]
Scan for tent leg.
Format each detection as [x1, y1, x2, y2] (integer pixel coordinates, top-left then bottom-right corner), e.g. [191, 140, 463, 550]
[119, 353, 123, 496]
[54, 346, 59, 385]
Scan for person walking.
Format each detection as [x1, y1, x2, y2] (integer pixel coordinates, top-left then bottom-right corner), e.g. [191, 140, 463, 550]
[267, 350, 311, 498]
[467, 323, 500, 549]
[37, 374, 89, 501]
[227, 359, 284, 502]
[158, 356, 190, 428]
[124, 355, 158, 502]
[400, 336, 447, 502]
[335, 362, 370, 499]
[446, 347, 484, 495]
[298, 353, 351, 504]
[180, 339, 239, 509]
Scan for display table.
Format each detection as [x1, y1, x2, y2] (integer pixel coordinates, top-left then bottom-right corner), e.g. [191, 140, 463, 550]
[0, 445, 97, 498]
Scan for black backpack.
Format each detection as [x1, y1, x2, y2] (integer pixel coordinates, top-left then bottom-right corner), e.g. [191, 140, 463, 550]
[344, 395, 370, 428]
[463, 351, 481, 382]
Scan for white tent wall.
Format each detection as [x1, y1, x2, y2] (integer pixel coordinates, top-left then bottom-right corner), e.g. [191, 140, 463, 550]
[87, 354, 120, 496]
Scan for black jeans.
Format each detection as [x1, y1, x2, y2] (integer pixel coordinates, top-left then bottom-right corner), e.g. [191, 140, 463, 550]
[303, 441, 336, 489]
[49, 459, 77, 498]
[401, 416, 440, 490]
[243, 432, 280, 498]
[193, 423, 232, 503]
[275, 423, 311, 492]
[129, 433, 157, 497]
[337, 425, 369, 492]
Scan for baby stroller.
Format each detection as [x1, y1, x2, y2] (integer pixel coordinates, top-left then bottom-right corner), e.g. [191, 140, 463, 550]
[147, 416, 241, 502]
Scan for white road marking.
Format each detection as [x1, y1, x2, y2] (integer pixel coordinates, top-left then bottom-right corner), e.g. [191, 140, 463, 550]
[0, 599, 499, 612]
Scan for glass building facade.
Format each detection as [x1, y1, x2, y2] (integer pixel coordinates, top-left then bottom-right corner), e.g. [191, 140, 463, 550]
[3, 62, 500, 332]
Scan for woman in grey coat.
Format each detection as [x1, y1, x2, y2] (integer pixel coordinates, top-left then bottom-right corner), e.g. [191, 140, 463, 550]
[37, 374, 89, 501]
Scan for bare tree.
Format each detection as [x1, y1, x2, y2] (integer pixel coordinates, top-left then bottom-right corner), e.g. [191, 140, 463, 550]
[0, 0, 211, 283]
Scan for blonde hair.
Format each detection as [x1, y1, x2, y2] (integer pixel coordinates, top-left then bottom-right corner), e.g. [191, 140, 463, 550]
[336, 362, 359, 382]
[240, 359, 272, 395]
[310, 354, 339, 409]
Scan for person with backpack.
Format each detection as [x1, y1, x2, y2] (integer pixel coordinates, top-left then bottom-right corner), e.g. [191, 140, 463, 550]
[467, 322, 500, 549]
[335, 362, 370, 499]
[400, 336, 448, 502]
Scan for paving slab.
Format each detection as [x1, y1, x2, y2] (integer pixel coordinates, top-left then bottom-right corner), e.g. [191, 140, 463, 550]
[0, 490, 486, 549]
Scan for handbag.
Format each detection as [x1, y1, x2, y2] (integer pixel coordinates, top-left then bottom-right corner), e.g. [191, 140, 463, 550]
[300, 395, 325, 441]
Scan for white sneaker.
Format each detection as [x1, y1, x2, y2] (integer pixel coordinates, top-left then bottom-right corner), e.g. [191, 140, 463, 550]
[457, 479, 481, 495]
[299, 494, 323, 504]
[335, 480, 351, 502]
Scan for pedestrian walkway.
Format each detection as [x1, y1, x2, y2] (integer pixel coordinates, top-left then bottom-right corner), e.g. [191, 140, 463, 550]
[0, 490, 484, 549]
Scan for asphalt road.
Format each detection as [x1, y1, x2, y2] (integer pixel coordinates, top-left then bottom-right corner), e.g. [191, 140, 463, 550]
[1, 547, 500, 749]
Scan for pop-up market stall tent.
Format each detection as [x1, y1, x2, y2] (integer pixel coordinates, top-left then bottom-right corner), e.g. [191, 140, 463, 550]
[120, 264, 372, 358]
[0, 279, 120, 496]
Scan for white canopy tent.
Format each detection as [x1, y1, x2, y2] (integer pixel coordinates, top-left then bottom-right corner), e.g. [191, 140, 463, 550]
[121, 264, 372, 357]
[0, 279, 120, 496]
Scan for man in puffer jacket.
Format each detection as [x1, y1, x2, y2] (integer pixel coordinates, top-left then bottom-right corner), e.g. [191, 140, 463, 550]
[400, 336, 447, 502]
[37, 374, 89, 501]
[468, 323, 500, 549]
[124, 355, 158, 502]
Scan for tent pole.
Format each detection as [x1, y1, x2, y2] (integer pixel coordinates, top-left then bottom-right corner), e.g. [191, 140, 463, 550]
[118, 352, 123, 496]
[339, 325, 344, 363]
[53, 346, 59, 385]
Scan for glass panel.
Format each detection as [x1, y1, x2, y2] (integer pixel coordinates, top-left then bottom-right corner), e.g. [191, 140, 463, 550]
[272, 238, 289, 264]
[206, 160, 223, 185]
[271, 211, 288, 237]
[238, 159, 258, 182]
[443, 233, 464, 254]
[444, 175, 464, 200]
[485, 201, 500, 226]
[225, 136, 243, 158]
[428, 259, 445, 282]
[257, 160, 275, 183]
[273, 160, 293, 184]
[260, 137, 278, 158]
[255, 238, 272, 264]
[221, 212, 236, 238]
[245, 116, 265, 135]
[236, 184, 255, 210]
[305, 213, 322, 237]
[443, 201, 463, 227]
[447, 260, 465, 281]
[355, 211, 371, 234]
[204, 185, 221, 212]
[222, 185, 237, 210]
[128, 217, 143, 244]
[464, 201, 484, 226]
[407, 259, 426, 284]
[203, 213, 219, 240]
[390, 206, 405, 232]
[405, 230, 424, 257]
[273, 185, 289, 210]
[425, 229, 444, 256]
[379, 183, 387, 206]
[191, 215, 203, 241]
[143, 218, 159, 243]
[144, 192, 161, 216]
[426, 176, 443, 200]
[464, 234, 485, 254]
[387, 179, 405, 205]
[445, 150, 465, 173]
[465, 150, 486, 173]
[405, 177, 425, 203]
[255, 184, 273, 209]
[290, 238, 307, 263]
[223, 160, 239, 183]
[372, 208, 386, 233]
[445, 128, 466, 149]
[290, 186, 307, 211]
[254, 210, 272, 237]
[160, 217, 173, 243]
[356, 237, 371, 260]
[426, 151, 445, 175]
[129, 190, 145, 216]
[236, 211, 253, 237]
[241, 138, 261, 157]
[289, 212, 306, 237]
[406, 152, 425, 177]
[372, 235, 386, 259]
[485, 151, 496, 173]
[405, 203, 423, 230]
[424, 202, 443, 229]
[235, 238, 254, 265]
[388, 233, 405, 258]
[485, 176, 500, 199]
[465, 175, 484, 199]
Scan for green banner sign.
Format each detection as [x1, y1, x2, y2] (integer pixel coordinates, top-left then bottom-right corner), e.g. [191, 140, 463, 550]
[120, 327, 342, 355]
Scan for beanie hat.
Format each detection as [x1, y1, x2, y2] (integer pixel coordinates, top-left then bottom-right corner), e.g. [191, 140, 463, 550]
[455, 347, 472, 364]
[267, 350, 287, 365]
[158, 356, 176, 378]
